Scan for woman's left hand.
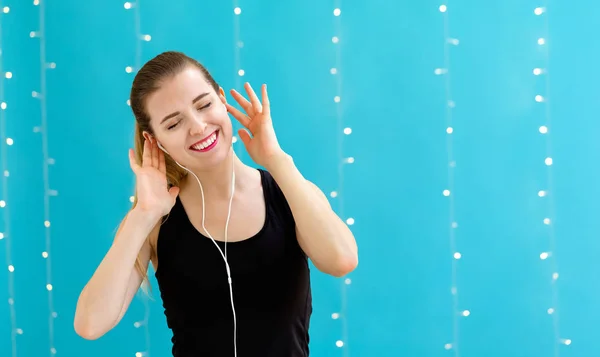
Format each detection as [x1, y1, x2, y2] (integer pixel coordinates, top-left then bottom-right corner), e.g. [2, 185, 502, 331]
[226, 82, 286, 168]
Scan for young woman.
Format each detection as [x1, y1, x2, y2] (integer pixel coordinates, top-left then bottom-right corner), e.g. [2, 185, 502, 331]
[74, 51, 358, 357]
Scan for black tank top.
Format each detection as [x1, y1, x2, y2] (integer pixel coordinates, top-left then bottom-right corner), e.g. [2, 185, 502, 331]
[154, 168, 312, 357]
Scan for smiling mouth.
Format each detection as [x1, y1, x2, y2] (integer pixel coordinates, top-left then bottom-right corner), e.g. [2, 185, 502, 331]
[189, 130, 219, 152]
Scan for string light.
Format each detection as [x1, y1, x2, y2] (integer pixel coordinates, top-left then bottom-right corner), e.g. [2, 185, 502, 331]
[29, 0, 60, 353]
[0, 4, 19, 356]
[534, 3, 568, 353]
[128, 1, 152, 355]
[232, 1, 243, 155]
[438, 3, 462, 357]
[329, 1, 351, 354]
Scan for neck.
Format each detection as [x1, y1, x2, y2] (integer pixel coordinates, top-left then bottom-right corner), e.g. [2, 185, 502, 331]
[181, 148, 247, 200]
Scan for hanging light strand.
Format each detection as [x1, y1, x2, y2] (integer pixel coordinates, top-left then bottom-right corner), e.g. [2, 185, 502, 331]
[232, 1, 243, 156]
[533, 4, 568, 355]
[32, 0, 59, 354]
[438, 3, 462, 357]
[330, 1, 352, 355]
[128, 1, 152, 356]
[0, 4, 19, 357]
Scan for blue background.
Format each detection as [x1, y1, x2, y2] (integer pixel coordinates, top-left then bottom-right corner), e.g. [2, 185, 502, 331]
[1, 0, 599, 356]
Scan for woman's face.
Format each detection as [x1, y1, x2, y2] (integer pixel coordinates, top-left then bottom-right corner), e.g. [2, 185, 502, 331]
[145, 66, 232, 171]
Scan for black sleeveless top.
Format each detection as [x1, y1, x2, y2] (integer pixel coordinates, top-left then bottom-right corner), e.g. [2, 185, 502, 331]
[154, 169, 312, 357]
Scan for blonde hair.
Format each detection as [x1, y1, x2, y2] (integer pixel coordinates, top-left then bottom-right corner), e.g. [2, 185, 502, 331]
[125, 51, 220, 290]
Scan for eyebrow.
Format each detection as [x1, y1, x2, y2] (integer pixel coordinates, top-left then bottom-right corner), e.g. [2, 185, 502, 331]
[160, 92, 210, 124]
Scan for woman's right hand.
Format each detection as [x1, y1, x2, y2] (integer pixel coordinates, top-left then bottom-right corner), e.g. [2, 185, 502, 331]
[128, 137, 180, 218]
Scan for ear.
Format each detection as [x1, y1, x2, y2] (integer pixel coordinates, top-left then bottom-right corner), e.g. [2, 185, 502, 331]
[142, 131, 151, 142]
[218, 87, 227, 105]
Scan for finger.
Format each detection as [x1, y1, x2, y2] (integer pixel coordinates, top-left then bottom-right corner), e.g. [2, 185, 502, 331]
[261, 84, 270, 117]
[142, 138, 152, 167]
[128, 149, 140, 173]
[244, 82, 262, 113]
[229, 89, 254, 116]
[237, 128, 252, 147]
[151, 137, 158, 168]
[226, 103, 251, 128]
[158, 144, 166, 174]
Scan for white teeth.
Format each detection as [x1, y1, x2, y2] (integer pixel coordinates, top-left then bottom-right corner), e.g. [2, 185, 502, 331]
[192, 133, 217, 151]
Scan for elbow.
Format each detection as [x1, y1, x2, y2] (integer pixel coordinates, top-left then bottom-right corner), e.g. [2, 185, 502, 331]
[74, 314, 109, 341]
[330, 251, 358, 278]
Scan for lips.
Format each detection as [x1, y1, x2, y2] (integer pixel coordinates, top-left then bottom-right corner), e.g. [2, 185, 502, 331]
[189, 130, 219, 152]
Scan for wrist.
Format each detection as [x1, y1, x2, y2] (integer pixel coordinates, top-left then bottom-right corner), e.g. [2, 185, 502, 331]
[129, 206, 162, 229]
[264, 151, 293, 173]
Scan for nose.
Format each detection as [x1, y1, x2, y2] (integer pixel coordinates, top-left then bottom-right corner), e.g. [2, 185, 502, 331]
[189, 114, 208, 136]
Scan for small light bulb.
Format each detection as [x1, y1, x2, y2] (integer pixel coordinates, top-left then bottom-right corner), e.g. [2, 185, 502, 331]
[125, 66, 133, 73]
[446, 127, 453, 134]
[534, 7, 544, 15]
[444, 343, 452, 350]
[539, 125, 548, 134]
[234, 7, 241, 15]
[535, 95, 544, 102]
[330, 191, 338, 198]
[538, 38, 546, 45]
[346, 218, 354, 225]
[238, 69, 245, 76]
[443, 189, 450, 196]
[331, 313, 339, 319]
[8, 265, 14, 272]
[533, 68, 543, 75]
[545, 157, 553, 166]
[336, 340, 344, 347]
[343, 127, 352, 135]
[332, 36, 339, 44]
[462, 310, 470, 316]
[344, 278, 351, 284]
[333, 8, 341, 16]
[439, 5, 447, 12]
[6, 138, 13, 145]
[46, 284, 53, 291]
[543, 218, 551, 225]
[42, 251, 48, 258]
[143, 34, 151, 41]
[538, 190, 546, 197]
[5, 72, 12, 79]
[124, 2, 132, 10]
[547, 308, 554, 314]
[334, 96, 341, 103]
[453, 252, 461, 259]
[44, 220, 51, 227]
[540, 252, 549, 260]
[3, 6, 9, 13]
[330, 68, 337, 75]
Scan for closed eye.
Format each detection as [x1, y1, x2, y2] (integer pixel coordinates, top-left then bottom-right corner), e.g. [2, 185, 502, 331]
[167, 103, 212, 130]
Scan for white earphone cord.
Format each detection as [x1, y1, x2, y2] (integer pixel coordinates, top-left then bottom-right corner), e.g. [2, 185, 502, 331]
[160, 143, 237, 357]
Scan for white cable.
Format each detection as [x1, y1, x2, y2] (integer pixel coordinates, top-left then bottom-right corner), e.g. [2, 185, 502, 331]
[158, 141, 237, 357]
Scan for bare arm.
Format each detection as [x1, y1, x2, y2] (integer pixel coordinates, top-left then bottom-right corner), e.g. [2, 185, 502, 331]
[265, 153, 358, 277]
[74, 208, 160, 340]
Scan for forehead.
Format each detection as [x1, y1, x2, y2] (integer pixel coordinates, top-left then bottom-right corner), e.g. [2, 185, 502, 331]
[146, 67, 213, 124]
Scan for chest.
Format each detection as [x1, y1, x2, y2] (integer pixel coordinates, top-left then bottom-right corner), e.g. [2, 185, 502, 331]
[181, 190, 266, 243]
